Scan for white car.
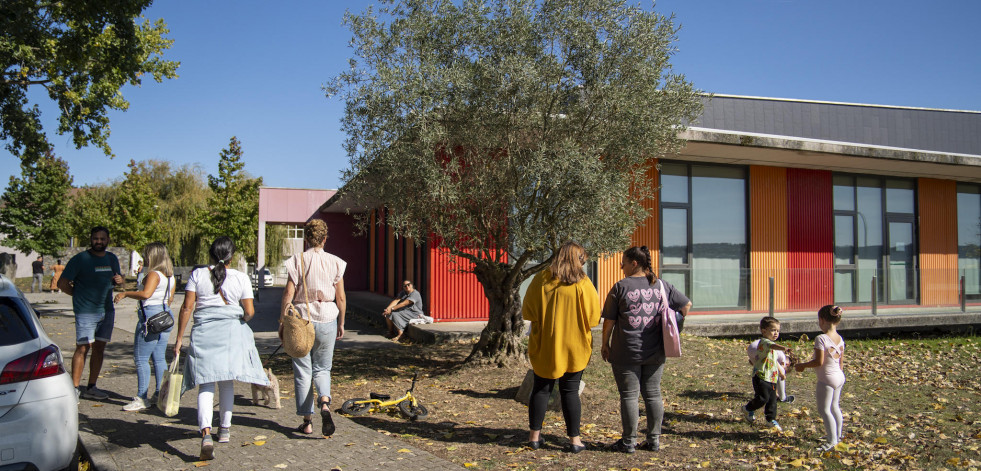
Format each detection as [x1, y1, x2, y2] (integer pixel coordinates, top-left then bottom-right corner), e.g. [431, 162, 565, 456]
[0, 275, 78, 471]
[252, 268, 274, 287]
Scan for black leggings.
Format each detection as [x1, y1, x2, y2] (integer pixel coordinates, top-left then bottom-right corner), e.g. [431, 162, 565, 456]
[528, 370, 583, 437]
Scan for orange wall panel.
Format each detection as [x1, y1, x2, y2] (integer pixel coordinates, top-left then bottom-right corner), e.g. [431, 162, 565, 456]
[750, 166, 789, 311]
[597, 161, 660, 297]
[918, 178, 959, 305]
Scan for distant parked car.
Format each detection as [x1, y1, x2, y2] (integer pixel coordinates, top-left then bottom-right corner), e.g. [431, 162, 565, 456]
[0, 275, 78, 471]
[251, 268, 274, 287]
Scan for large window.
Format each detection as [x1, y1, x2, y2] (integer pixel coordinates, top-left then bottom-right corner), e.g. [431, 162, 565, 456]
[833, 175, 916, 304]
[660, 163, 748, 309]
[957, 184, 981, 299]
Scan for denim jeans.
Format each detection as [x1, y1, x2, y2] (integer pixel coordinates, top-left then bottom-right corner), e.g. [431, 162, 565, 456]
[133, 304, 173, 399]
[292, 319, 337, 416]
[611, 357, 666, 446]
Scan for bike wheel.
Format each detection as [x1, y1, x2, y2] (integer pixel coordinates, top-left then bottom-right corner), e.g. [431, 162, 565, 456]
[398, 400, 429, 420]
[341, 398, 372, 416]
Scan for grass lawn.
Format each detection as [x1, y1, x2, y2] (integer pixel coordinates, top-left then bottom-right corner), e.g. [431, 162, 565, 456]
[268, 329, 981, 470]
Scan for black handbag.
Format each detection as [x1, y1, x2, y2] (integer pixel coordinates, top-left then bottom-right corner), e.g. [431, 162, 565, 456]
[140, 277, 174, 335]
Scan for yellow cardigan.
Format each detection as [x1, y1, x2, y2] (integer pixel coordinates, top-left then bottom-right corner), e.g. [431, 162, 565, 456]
[522, 269, 602, 379]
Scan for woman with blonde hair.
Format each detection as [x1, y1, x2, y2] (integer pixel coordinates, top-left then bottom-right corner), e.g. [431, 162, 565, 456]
[521, 241, 601, 453]
[280, 218, 347, 437]
[113, 242, 176, 411]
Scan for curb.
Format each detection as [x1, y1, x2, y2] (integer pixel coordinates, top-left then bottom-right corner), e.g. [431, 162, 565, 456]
[77, 427, 118, 471]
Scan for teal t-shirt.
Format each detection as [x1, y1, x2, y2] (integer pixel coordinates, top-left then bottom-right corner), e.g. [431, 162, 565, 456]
[61, 250, 120, 314]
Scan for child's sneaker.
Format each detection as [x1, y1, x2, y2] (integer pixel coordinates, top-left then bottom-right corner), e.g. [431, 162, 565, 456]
[742, 405, 755, 422]
[817, 442, 836, 452]
[780, 395, 795, 403]
[769, 420, 783, 432]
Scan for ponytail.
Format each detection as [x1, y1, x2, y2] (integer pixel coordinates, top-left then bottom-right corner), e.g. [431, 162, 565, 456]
[623, 246, 656, 286]
[208, 236, 235, 295]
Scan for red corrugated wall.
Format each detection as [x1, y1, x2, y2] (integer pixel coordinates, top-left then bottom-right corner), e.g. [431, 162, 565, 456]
[427, 245, 490, 321]
[786, 168, 833, 310]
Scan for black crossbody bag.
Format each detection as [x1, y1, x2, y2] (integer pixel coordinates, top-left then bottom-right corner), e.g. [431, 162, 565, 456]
[140, 276, 174, 336]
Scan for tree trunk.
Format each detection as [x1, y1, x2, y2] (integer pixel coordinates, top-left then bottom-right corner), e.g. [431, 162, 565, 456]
[465, 265, 526, 366]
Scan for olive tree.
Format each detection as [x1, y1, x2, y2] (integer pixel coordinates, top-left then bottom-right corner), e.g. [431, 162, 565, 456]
[329, 0, 702, 364]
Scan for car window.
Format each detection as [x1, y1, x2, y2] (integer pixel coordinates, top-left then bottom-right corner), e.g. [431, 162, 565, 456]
[0, 297, 38, 346]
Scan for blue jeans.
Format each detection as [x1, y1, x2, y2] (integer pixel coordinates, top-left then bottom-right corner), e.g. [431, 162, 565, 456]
[292, 320, 337, 416]
[133, 304, 173, 399]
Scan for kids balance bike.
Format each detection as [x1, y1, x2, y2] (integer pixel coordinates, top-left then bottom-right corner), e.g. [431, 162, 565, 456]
[341, 372, 429, 420]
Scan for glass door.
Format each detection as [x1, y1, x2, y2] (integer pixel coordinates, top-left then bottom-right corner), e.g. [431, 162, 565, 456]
[886, 220, 917, 303]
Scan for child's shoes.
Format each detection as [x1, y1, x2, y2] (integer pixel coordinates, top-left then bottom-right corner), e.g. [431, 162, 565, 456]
[742, 405, 755, 422]
[779, 395, 795, 403]
[769, 419, 783, 432]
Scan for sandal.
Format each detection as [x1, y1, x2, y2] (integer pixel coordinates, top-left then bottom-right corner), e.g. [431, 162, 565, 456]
[296, 419, 313, 435]
[320, 398, 335, 436]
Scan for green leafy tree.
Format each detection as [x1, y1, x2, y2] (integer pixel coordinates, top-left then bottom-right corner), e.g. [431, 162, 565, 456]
[135, 160, 211, 265]
[0, 0, 179, 157]
[201, 137, 262, 263]
[111, 159, 160, 251]
[0, 153, 73, 255]
[330, 0, 702, 364]
[67, 184, 113, 244]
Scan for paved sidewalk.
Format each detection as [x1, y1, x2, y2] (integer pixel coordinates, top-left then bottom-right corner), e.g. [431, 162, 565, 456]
[28, 291, 457, 471]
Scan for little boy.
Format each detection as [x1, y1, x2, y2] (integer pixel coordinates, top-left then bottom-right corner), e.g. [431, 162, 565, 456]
[747, 339, 795, 403]
[743, 316, 792, 431]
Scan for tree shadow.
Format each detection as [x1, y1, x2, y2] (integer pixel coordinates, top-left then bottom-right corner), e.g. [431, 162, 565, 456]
[448, 386, 519, 400]
[678, 389, 747, 401]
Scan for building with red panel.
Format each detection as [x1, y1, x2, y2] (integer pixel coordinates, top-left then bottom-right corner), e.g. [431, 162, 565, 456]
[310, 95, 981, 320]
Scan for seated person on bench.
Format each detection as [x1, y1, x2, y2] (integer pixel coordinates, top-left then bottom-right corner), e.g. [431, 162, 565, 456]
[382, 280, 424, 342]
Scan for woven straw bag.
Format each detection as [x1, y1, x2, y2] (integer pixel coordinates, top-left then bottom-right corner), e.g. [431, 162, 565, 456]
[281, 253, 315, 358]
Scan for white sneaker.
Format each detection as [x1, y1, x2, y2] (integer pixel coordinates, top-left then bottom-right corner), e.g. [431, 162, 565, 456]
[122, 396, 148, 411]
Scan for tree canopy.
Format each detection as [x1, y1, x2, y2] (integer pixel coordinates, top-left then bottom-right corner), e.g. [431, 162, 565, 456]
[200, 137, 262, 263]
[330, 0, 702, 363]
[0, 0, 179, 158]
[0, 153, 73, 256]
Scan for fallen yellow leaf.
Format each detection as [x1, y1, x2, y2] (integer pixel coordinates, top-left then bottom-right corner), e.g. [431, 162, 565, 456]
[789, 458, 804, 467]
[193, 462, 210, 467]
[463, 463, 477, 468]
[253, 440, 266, 446]
[398, 448, 411, 453]
[874, 437, 888, 444]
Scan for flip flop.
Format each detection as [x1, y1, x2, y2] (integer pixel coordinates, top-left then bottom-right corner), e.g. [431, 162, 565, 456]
[296, 419, 313, 435]
[321, 400, 336, 436]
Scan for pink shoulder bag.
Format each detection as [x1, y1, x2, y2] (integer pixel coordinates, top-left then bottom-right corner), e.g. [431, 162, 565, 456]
[656, 279, 682, 358]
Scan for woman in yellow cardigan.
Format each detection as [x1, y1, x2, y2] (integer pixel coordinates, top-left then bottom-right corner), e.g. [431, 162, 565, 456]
[521, 241, 601, 453]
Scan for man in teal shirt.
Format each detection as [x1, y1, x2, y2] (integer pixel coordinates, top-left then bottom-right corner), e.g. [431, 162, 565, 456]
[58, 226, 123, 401]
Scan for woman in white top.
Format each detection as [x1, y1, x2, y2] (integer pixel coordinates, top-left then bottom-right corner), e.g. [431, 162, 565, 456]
[113, 242, 176, 412]
[174, 236, 268, 461]
[279, 219, 347, 436]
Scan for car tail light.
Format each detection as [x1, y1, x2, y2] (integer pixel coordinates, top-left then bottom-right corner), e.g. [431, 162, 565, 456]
[0, 344, 65, 385]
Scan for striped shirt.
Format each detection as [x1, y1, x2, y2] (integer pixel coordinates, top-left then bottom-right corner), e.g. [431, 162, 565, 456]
[285, 248, 346, 323]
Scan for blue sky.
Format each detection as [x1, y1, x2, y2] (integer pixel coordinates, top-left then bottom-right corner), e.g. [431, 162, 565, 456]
[5, 0, 981, 190]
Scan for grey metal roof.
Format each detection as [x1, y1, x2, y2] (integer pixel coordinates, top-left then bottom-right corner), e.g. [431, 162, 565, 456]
[694, 95, 981, 157]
